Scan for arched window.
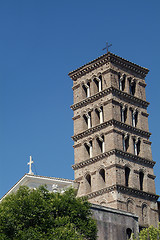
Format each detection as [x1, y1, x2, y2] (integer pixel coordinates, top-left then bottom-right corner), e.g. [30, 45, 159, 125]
[139, 171, 144, 191]
[119, 74, 125, 91]
[121, 106, 127, 123]
[83, 112, 92, 129]
[123, 134, 129, 152]
[100, 201, 106, 206]
[83, 82, 90, 98]
[125, 167, 130, 187]
[142, 204, 148, 224]
[86, 174, 91, 187]
[85, 141, 92, 158]
[132, 110, 138, 127]
[99, 169, 105, 182]
[127, 200, 134, 213]
[93, 75, 102, 93]
[97, 136, 105, 154]
[133, 138, 140, 156]
[129, 79, 136, 96]
[126, 228, 132, 240]
[95, 107, 104, 124]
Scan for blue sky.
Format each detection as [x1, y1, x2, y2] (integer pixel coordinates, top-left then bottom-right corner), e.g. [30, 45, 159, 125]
[0, 0, 160, 199]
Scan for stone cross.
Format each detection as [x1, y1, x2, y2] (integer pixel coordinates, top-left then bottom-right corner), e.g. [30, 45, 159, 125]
[27, 156, 34, 175]
[103, 42, 112, 53]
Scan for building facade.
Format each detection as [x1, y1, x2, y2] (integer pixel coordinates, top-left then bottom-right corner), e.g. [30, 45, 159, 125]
[0, 174, 77, 202]
[69, 52, 159, 229]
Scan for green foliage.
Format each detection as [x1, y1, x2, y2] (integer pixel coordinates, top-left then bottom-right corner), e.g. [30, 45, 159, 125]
[131, 223, 160, 240]
[0, 186, 97, 240]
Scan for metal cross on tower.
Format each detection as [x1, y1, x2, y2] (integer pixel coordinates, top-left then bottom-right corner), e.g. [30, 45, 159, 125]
[27, 156, 34, 175]
[102, 42, 112, 53]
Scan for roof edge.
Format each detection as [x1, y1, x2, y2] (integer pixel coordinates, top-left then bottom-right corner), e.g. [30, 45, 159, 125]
[68, 52, 149, 80]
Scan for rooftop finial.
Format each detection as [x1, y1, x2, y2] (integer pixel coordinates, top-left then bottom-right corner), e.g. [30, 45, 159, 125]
[27, 156, 34, 175]
[102, 42, 112, 53]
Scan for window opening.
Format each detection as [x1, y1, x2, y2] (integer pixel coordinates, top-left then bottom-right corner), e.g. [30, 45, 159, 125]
[119, 74, 125, 91]
[97, 136, 105, 153]
[125, 167, 130, 187]
[83, 82, 90, 98]
[129, 79, 136, 96]
[139, 171, 144, 191]
[96, 107, 104, 124]
[123, 135, 129, 152]
[94, 75, 102, 93]
[86, 174, 91, 186]
[127, 200, 134, 213]
[133, 139, 140, 156]
[132, 110, 138, 127]
[83, 112, 92, 129]
[121, 106, 127, 123]
[85, 141, 93, 158]
[142, 204, 147, 224]
[126, 228, 132, 240]
[99, 169, 105, 182]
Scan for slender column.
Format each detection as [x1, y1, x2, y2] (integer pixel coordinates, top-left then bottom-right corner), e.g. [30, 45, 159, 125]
[84, 83, 90, 97]
[96, 77, 102, 92]
[119, 75, 123, 91]
[88, 142, 93, 158]
[99, 109, 103, 124]
[99, 136, 105, 153]
[97, 107, 103, 124]
[86, 113, 91, 128]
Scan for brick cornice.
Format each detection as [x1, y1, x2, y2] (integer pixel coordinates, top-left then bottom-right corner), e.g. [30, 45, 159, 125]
[70, 87, 149, 111]
[71, 87, 112, 111]
[86, 184, 159, 201]
[68, 52, 149, 81]
[72, 115, 81, 121]
[141, 111, 149, 117]
[72, 119, 151, 141]
[147, 174, 156, 180]
[116, 185, 159, 201]
[72, 83, 80, 90]
[72, 149, 155, 170]
[138, 81, 147, 87]
[114, 149, 155, 166]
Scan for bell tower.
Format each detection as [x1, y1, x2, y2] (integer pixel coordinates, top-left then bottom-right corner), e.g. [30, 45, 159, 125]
[69, 52, 159, 228]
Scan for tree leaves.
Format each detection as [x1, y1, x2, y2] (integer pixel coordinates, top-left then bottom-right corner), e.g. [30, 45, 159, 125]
[0, 186, 97, 240]
[132, 223, 160, 240]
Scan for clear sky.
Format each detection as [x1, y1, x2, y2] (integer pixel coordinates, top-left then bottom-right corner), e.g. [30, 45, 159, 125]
[0, 0, 160, 199]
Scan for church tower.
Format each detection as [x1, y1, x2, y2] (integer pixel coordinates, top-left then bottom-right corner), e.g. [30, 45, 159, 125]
[69, 52, 159, 228]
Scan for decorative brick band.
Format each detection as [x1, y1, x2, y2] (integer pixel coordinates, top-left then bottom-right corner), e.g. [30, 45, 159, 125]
[86, 184, 159, 201]
[70, 87, 149, 111]
[72, 149, 155, 170]
[116, 185, 159, 201]
[72, 119, 151, 141]
[71, 87, 112, 110]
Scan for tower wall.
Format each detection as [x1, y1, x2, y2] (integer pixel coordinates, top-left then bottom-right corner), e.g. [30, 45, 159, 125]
[69, 52, 159, 228]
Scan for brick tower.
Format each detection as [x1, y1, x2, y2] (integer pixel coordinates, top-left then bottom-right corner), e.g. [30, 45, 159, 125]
[69, 52, 159, 228]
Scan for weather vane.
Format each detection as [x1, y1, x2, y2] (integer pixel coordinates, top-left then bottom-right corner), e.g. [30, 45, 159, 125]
[102, 42, 112, 53]
[27, 156, 34, 175]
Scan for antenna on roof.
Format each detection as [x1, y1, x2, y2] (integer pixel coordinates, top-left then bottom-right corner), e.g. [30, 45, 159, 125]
[102, 42, 112, 53]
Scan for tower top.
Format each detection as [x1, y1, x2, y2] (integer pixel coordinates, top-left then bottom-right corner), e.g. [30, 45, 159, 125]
[68, 52, 149, 81]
